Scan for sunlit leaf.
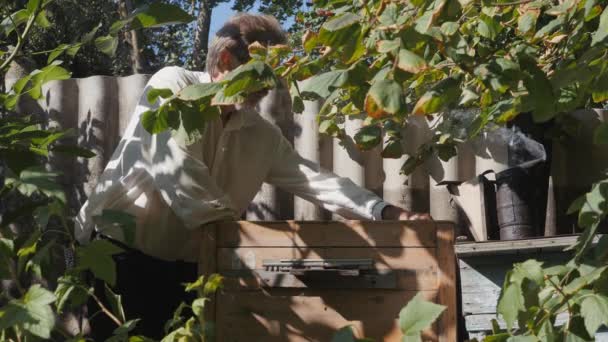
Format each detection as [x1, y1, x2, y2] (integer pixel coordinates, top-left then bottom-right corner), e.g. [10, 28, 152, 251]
[354, 125, 381, 150]
[413, 77, 460, 116]
[399, 293, 445, 335]
[397, 49, 427, 73]
[591, 6, 608, 46]
[497, 282, 525, 330]
[580, 294, 608, 336]
[95, 35, 119, 57]
[76, 240, 123, 286]
[364, 79, 404, 118]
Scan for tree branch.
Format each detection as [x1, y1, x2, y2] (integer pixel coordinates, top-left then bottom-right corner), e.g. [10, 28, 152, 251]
[89, 291, 123, 327]
[0, 3, 42, 72]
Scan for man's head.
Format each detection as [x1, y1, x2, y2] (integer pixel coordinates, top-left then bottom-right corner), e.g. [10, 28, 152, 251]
[206, 13, 287, 81]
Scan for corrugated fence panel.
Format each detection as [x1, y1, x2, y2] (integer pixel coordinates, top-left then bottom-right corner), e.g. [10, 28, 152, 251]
[10, 74, 605, 235]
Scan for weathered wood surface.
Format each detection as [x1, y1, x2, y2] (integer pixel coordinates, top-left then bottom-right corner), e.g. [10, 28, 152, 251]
[216, 220, 438, 247]
[457, 239, 607, 339]
[208, 221, 457, 342]
[217, 247, 439, 291]
[456, 234, 603, 257]
[216, 290, 440, 342]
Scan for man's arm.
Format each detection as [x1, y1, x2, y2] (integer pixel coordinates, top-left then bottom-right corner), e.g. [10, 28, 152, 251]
[265, 134, 431, 221]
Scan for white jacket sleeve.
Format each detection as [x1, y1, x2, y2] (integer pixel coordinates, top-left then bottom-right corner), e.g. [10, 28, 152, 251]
[142, 67, 237, 229]
[265, 134, 388, 220]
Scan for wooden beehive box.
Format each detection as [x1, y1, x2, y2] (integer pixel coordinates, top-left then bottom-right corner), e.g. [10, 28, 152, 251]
[199, 221, 457, 341]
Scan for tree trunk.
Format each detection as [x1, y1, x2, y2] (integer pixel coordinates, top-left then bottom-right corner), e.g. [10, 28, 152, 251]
[118, 0, 149, 74]
[192, 0, 212, 70]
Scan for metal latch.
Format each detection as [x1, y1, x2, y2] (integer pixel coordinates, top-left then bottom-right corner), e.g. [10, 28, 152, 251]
[256, 258, 397, 289]
[263, 259, 374, 277]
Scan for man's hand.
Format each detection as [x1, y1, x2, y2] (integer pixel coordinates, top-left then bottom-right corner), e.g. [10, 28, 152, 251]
[381, 205, 433, 221]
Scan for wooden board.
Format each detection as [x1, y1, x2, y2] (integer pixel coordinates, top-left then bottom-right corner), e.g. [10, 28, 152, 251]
[216, 290, 439, 342]
[218, 247, 439, 291]
[217, 220, 438, 248]
[202, 221, 457, 342]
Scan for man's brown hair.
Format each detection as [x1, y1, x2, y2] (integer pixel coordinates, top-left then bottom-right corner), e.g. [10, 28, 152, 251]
[206, 13, 287, 77]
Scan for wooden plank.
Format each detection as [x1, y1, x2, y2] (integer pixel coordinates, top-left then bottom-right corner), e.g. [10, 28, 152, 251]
[217, 247, 439, 290]
[216, 289, 439, 342]
[218, 247, 439, 271]
[465, 313, 567, 335]
[455, 235, 603, 257]
[216, 220, 438, 248]
[436, 222, 458, 342]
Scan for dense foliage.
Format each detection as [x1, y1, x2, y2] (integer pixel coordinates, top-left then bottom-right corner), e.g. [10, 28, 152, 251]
[2, 0, 608, 340]
[140, 0, 608, 340]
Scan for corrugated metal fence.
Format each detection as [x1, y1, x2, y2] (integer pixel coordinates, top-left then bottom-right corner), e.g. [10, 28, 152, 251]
[6, 73, 608, 237]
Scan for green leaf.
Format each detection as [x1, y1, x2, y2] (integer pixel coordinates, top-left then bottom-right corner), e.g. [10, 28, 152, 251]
[331, 326, 357, 342]
[382, 140, 404, 158]
[6, 166, 66, 203]
[95, 35, 119, 57]
[518, 11, 538, 33]
[399, 293, 446, 335]
[292, 95, 305, 114]
[379, 3, 399, 25]
[564, 266, 607, 294]
[191, 298, 208, 317]
[22, 284, 56, 338]
[440, 21, 459, 37]
[580, 294, 608, 336]
[141, 106, 169, 134]
[82, 23, 102, 44]
[0, 303, 35, 332]
[27, 0, 41, 14]
[568, 195, 586, 215]
[173, 101, 214, 146]
[497, 282, 525, 330]
[478, 14, 502, 40]
[592, 73, 608, 103]
[203, 273, 223, 296]
[300, 70, 349, 99]
[534, 17, 564, 38]
[354, 125, 382, 150]
[377, 39, 401, 53]
[131, 1, 195, 29]
[147, 88, 174, 104]
[211, 88, 245, 105]
[319, 13, 362, 48]
[92, 209, 136, 247]
[591, 6, 608, 46]
[113, 319, 141, 335]
[413, 77, 461, 116]
[1, 9, 30, 36]
[222, 61, 278, 97]
[34, 10, 50, 28]
[51, 144, 96, 158]
[47, 44, 70, 64]
[28, 64, 72, 99]
[55, 275, 89, 313]
[511, 259, 544, 285]
[397, 49, 427, 73]
[321, 12, 361, 32]
[520, 58, 555, 123]
[506, 337, 537, 342]
[177, 83, 222, 101]
[365, 79, 405, 118]
[76, 239, 123, 286]
[105, 283, 127, 323]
